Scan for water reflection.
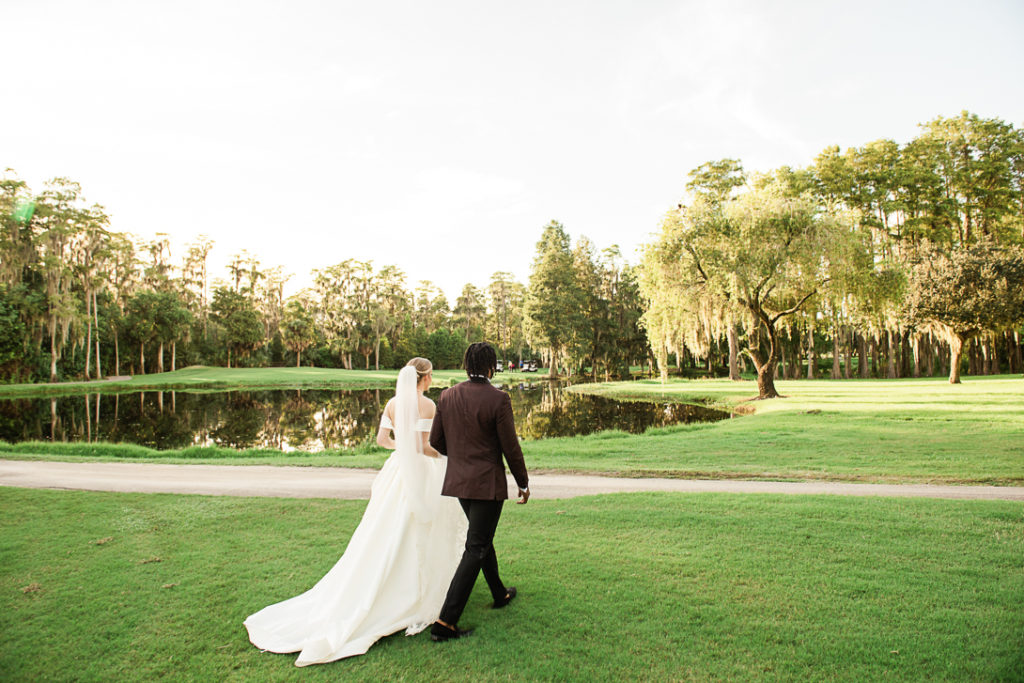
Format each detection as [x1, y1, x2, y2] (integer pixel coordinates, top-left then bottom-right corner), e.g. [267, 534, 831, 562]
[0, 383, 730, 451]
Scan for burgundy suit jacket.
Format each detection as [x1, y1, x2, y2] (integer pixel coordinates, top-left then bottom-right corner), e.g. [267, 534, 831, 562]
[429, 377, 529, 500]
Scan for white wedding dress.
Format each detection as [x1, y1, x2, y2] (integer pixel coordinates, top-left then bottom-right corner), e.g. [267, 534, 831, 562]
[244, 368, 467, 666]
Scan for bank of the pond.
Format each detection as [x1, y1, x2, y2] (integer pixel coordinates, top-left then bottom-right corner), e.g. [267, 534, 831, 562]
[0, 366, 488, 398]
[2, 374, 1021, 485]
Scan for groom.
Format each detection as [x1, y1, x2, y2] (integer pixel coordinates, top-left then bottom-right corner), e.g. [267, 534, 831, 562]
[428, 342, 530, 642]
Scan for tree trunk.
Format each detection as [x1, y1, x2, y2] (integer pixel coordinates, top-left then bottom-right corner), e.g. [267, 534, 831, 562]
[139, 342, 145, 375]
[728, 325, 741, 380]
[886, 330, 897, 378]
[949, 335, 964, 384]
[752, 319, 781, 399]
[757, 361, 780, 398]
[1004, 332, 1016, 374]
[831, 331, 841, 379]
[870, 337, 879, 378]
[114, 332, 120, 377]
[94, 291, 102, 379]
[790, 328, 802, 379]
[171, 341, 177, 372]
[296, 349, 302, 368]
[925, 333, 935, 377]
[912, 333, 921, 378]
[843, 328, 853, 379]
[50, 326, 58, 383]
[858, 332, 870, 378]
[157, 341, 164, 374]
[84, 293, 92, 380]
[806, 323, 816, 380]
[1014, 331, 1023, 376]
[374, 336, 381, 371]
[657, 343, 669, 383]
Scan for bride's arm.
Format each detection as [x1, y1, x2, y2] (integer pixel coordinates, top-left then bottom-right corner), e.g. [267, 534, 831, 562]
[419, 396, 439, 457]
[376, 400, 396, 449]
[377, 427, 396, 449]
[421, 433, 440, 458]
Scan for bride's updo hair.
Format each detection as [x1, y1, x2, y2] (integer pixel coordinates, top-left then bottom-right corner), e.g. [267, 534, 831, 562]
[406, 357, 432, 381]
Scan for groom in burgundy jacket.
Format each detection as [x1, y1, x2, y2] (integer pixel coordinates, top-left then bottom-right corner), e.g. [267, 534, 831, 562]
[428, 341, 530, 641]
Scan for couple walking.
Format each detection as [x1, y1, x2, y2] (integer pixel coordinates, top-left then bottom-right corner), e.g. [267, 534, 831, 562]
[244, 342, 530, 666]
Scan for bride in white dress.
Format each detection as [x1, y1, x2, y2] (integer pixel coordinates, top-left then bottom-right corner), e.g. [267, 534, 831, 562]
[244, 358, 468, 666]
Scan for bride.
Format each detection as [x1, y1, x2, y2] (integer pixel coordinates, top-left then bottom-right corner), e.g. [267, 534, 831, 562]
[244, 357, 468, 666]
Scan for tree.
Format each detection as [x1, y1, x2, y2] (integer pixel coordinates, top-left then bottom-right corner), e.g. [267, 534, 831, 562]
[644, 183, 858, 398]
[453, 284, 487, 342]
[105, 233, 138, 376]
[152, 290, 193, 372]
[125, 289, 161, 374]
[413, 281, 450, 332]
[368, 265, 407, 370]
[487, 272, 523, 361]
[281, 296, 318, 367]
[210, 287, 264, 368]
[0, 286, 27, 377]
[71, 205, 111, 379]
[904, 241, 1024, 383]
[36, 178, 87, 382]
[524, 221, 585, 378]
[918, 112, 1020, 246]
[598, 248, 648, 380]
[686, 158, 746, 204]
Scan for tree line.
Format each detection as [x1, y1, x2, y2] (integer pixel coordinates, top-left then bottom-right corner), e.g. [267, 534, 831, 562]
[640, 111, 1024, 397]
[4, 111, 1023, 391]
[0, 175, 648, 382]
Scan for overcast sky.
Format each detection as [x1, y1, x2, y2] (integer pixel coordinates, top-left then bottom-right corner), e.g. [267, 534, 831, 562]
[5, 0, 1023, 300]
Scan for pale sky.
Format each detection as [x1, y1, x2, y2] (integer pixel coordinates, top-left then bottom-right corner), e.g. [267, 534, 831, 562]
[5, 0, 1023, 301]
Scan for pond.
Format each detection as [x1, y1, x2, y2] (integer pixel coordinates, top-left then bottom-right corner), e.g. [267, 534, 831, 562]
[0, 382, 732, 451]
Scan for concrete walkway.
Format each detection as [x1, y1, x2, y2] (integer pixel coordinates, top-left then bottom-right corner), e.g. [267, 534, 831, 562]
[2, 459, 1023, 501]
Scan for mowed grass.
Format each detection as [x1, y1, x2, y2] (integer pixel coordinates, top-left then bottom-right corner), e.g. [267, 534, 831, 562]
[1, 487, 1021, 681]
[549, 375, 1024, 484]
[1, 373, 1022, 485]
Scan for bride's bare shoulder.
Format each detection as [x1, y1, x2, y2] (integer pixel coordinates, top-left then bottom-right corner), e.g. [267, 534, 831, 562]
[418, 394, 436, 417]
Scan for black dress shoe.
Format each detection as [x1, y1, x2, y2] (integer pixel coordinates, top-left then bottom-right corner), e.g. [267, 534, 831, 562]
[492, 586, 517, 609]
[430, 622, 473, 642]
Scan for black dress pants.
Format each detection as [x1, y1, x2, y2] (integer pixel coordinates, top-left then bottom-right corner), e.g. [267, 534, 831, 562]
[438, 498, 505, 625]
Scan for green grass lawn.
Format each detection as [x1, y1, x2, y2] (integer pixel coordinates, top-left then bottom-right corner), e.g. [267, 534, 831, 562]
[549, 375, 1024, 484]
[1, 487, 1021, 681]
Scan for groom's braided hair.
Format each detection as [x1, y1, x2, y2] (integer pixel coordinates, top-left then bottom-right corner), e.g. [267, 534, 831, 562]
[464, 342, 497, 378]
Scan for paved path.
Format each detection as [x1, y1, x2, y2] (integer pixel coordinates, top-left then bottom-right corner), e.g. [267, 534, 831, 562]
[2, 459, 1022, 501]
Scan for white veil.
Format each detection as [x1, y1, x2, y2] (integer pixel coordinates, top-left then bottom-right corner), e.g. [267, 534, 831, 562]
[392, 365, 432, 520]
[393, 366, 422, 457]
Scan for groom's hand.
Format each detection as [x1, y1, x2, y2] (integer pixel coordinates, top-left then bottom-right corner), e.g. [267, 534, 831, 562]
[517, 487, 530, 505]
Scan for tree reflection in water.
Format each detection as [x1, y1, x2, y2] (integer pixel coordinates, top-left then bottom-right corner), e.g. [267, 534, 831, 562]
[0, 383, 730, 451]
